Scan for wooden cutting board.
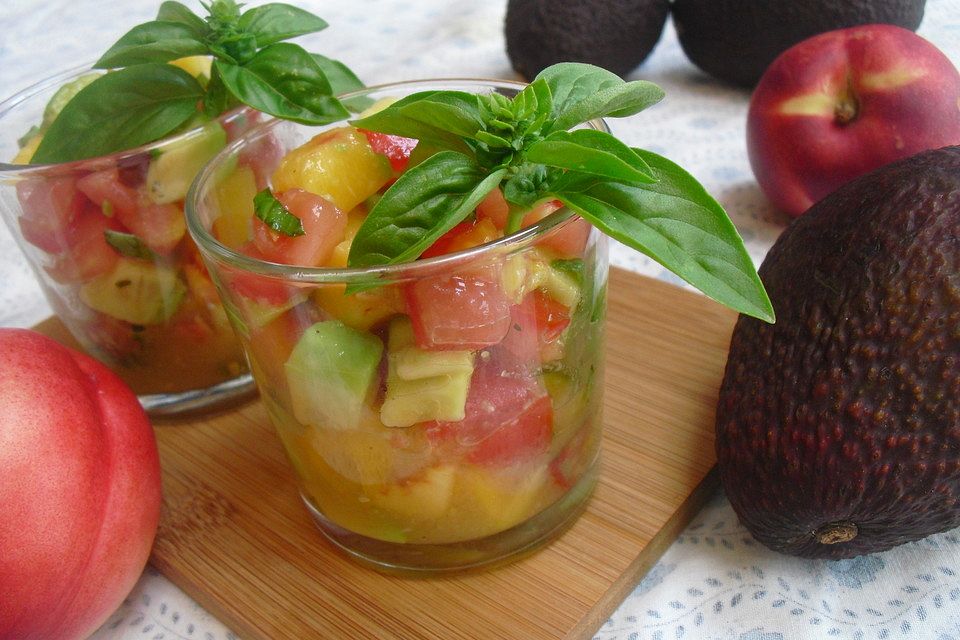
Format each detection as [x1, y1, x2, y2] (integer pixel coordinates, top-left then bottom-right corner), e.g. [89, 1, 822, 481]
[38, 266, 737, 639]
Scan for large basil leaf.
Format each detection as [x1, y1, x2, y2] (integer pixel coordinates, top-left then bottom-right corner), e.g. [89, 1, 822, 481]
[239, 3, 328, 47]
[536, 63, 664, 132]
[216, 43, 349, 124]
[311, 54, 370, 112]
[31, 64, 203, 163]
[350, 92, 474, 154]
[397, 92, 485, 140]
[156, 1, 208, 37]
[348, 151, 506, 267]
[94, 21, 207, 68]
[525, 129, 656, 185]
[554, 149, 774, 322]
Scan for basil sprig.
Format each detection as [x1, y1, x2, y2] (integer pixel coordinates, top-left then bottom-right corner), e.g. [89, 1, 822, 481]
[347, 63, 774, 323]
[31, 0, 363, 163]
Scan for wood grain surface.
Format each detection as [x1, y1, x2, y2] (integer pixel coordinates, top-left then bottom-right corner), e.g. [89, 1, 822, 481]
[37, 267, 738, 639]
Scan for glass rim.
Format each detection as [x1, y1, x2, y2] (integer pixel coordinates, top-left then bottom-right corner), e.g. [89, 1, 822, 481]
[186, 77, 610, 285]
[0, 61, 253, 176]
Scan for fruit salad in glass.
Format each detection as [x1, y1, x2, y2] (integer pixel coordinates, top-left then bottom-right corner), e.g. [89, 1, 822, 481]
[0, 0, 361, 413]
[3, 63, 257, 405]
[188, 68, 772, 570]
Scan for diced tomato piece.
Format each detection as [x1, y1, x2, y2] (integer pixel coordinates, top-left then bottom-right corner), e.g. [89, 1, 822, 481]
[477, 190, 589, 258]
[80, 311, 144, 362]
[405, 264, 512, 350]
[116, 201, 186, 255]
[498, 296, 540, 368]
[476, 187, 509, 228]
[420, 217, 500, 259]
[238, 132, 284, 190]
[533, 290, 571, 344]
[223, 243, 302, 306]
[252, 189, 346, 267]
[524, 200, 591, 258]
[426, 342, 553, 466]
[359, 129, 418, 173]
[16, 176, 85, 254]
[499, 291, 571, 366]
[76, 168, 139, 216]
[76, 167, 186, 255]
[44, 204, 121, 284]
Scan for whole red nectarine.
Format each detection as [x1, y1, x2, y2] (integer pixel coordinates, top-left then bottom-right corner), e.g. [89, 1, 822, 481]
[0, 329, 161, 640]
[747, 24, 960, 217]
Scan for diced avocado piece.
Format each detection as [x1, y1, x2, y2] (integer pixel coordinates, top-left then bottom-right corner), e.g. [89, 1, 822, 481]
[501, 248, 581, 308]
[394, 347, 474, 380]
[146, 120, 227, 204]
[542, 264, 581, 308]
[379, 317, 474, 427]
[79, 258, 185, 325]
[285, 320, 384, 430]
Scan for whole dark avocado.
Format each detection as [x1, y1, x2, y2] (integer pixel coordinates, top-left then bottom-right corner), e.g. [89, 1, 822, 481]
[505, 0, 670, 80]
[716, 146, 960, 559]
[672, 0, 926, 87]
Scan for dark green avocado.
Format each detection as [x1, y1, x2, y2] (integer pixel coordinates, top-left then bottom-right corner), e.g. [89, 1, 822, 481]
[716, 146, 960, 559]
[672, 0, 926, 87]
[505, 0, 670, 80]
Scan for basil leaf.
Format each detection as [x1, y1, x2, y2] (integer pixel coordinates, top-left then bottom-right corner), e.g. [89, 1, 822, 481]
[32, 64, 203, 163]
[94, 21, 208, 68]
[310, 54, 364, 96]
[253, 188, 304, 237]
[104, 230, 156, 260]
[397, 92, 485, 140]
[525, 129, 656, 185]
[216, 43, 349, 125]
[156, 1, 208, 37]
[239, 3, 328, 47]
[202, 66, 233, 117]
[348, 152, 506, 267]
[350, 92, 474, 154]
[310, 53, 371, 112]
[536, 63, 664, 132]
[554, 149, 774, 322]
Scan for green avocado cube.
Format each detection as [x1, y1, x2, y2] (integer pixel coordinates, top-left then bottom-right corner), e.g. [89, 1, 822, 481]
[284, 321, 384, 430]
[379, 317, 474, 428]
[79, 258, 185, 325]
[145, 119, 227, 204]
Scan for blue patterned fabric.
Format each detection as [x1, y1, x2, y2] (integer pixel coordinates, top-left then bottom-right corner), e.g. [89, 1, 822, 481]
[0, 1, 958, 638]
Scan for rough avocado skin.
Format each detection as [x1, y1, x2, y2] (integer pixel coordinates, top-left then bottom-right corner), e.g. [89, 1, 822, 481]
[716, 146, 960, 559]
[672, 0, 926, 87]
[505, 0, 670, 80]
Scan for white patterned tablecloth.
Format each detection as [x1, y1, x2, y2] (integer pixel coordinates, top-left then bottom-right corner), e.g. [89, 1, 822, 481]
[1, 1, 959, 639]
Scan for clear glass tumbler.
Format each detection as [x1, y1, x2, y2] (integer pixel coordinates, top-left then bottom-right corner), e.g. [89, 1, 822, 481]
[187, 79, 609, 572]
[0, 64, 257, 415]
